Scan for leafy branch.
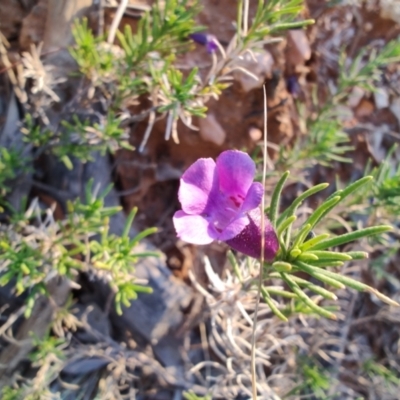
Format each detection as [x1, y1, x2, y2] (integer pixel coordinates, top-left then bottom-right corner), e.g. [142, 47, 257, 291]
[0, 181, 157, 318]
[259, 173, 398, 321]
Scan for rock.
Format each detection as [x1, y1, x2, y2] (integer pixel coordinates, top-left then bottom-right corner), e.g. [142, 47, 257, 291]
[367, 125, 387, 162]
[390, 97, 400, 127]
[114, 243, 193, 345]
[62, 357, 110, 375]
[355, 98, 374, 118]
[286, 30, 311, 66]
[74, 302, 112, 343]
[112, 242, 195, 381]
[248, 126, 262, 142]
[374, 87, 389, 109]
[347, 87, 365, 108]
[42, 0, 93, 53]
[19, 0, 47, 49]
[199, 113, 226, 146]
[234, 50, 274, 92]
[0, 0, 28, 42]
[380, 0, 400, 24]
[0, 277, 70, 383]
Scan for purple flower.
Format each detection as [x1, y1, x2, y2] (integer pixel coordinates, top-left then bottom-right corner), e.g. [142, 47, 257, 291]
[189, 32, 218, 54]
[286, 75, 301, 98]
[173, 150, 279, 261]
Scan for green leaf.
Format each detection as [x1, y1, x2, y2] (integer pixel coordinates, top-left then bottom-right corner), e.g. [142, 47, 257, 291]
[308, 250, 352, 261]
[269, 171, 290, 227]
[131, 227, 158, 245]
[277, 183, 329, 227]
[277, 215, 296, 237]
[281, 273, 337, 319]
[308, 225, 393, 250]
[263, 286, 297, 299]
[288, 275, 337, 300]
[123, 207, 138, 238]
[272, 261, 293, 272]
[291, 262, 345, 289]
[260, 286, 288, 321]
[300, 233, 330, 251]
[295, 260, 398, 306]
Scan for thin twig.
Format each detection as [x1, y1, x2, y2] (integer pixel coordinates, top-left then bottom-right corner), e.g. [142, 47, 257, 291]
[243, 0, 249, 37]
[98, 0, 105, 37]
[107, 0, 129, 44]
[0, 306, 26, 337]
[139, 109, 156, 152]
[250, 84, 268, 399]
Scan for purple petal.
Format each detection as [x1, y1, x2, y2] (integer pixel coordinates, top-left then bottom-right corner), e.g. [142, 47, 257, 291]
[216, 150, 256, 200]
[189, 33, 218, 54]
[173, 211, 214, 245]
[225, 209, 279, 261]
[178, 158, 217, 215]
[240, 182, 263, 213]
[287, 75, 301, 98]
[212, 215, 249, 241]
[189, 32, 208, 46]
[206, 39, 218, 54]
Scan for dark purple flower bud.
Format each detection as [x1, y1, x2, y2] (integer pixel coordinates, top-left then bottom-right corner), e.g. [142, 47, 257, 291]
[286, 75, 301, 98]
[189, 32, 218, 54]
[225, 208, 279, 261]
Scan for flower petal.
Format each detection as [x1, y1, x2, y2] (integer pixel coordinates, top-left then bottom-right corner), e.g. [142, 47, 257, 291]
[240, 182, 263, 213]
[173, 211, 214, 245]
[178, 158, 217, 214]
[225, 209, 279, 261]
[212, 215, 249, 241]
[216, 150, 256, 198]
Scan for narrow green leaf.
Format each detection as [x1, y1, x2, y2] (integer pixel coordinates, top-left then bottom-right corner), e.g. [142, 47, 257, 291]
[61, 155, 73, 171]
[290, 248, 302, 258]
[132, 251, 160, 258]
[271, 19, 315, 31]
[303, 196, 341, 232]
[310, 251, 352, 261]
[308, 260, 344, 268]
[300, 233, 330, 251]
[272, 261, 293, 272]
[345, 251, 368, 260]
[289, 275, 337, 300]
[227, 250, 243, 283]
[292, 262, 345, 288]
[277, 183, 329, 226]
[297, 252, 319, 262]
[367, 287, 399, 307]
[131, 227, 158, 245]
[277, 215, 296, 237]
[99, 184, 114, 200]
[296, 260, 367, 291]
[269, 171, 290, 227]
[260, 286, 288, 321]
[339, 176, 373, 200]
[317, 176, 373, 222]
[309, 225, 392, 250]
[263, 286, 297, 299]
[123, 207, 138, 238]
[128, 284, 153, 294]
[292, 223, 312, 248]
[325, 189, 343, 203]
[281, 273, 337, 319]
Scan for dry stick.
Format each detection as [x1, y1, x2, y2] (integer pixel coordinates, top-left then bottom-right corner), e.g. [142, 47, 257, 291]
[243, 0, 249, 36]
[250, 84, 268, 399]
[98, 0, 105, 37]
[107, 0, 129, 44]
